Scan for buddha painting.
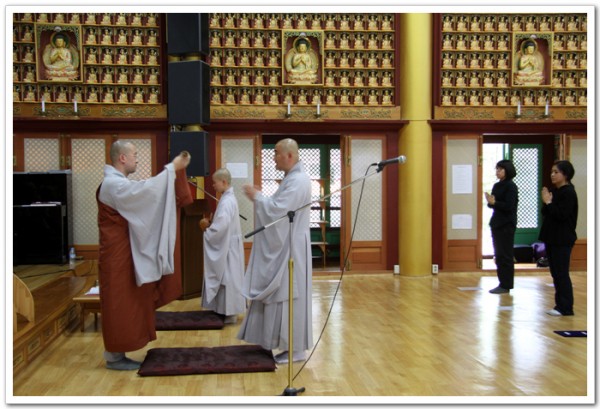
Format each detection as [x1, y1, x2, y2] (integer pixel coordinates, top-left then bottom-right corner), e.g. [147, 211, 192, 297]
[513, 38, 546, 86]
[41, 31, 80, 81]
[284, 34, 320, 85]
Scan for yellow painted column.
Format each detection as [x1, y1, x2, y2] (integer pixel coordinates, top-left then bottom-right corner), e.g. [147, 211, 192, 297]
[397, 14, 432, 276]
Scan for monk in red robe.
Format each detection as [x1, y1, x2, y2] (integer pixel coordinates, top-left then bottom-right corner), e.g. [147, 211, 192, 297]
[97, 140, 193, 370]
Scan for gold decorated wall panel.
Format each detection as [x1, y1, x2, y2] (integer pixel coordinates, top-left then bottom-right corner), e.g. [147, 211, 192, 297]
[13, 12, 165, 118]
[208, 13, 396, 108]
[436, 13, 587, 120]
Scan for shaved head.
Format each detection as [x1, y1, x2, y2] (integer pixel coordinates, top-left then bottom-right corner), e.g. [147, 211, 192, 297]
[276, 138, 299, 161]
[110, 140, 135, 164]
[109, 140, 138, 176]
[213, 168, 232, 185]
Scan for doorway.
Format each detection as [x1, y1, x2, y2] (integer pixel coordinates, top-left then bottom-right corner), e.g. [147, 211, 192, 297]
[481, 136, 554, 269]
[261, 137, 342, 270]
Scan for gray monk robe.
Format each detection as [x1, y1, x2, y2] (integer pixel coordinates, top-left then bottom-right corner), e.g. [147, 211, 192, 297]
[202, 187, 246, 316]
[237, 161, 314, 352]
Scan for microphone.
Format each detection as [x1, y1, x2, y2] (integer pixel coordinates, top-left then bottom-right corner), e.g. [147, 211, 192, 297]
[376, 155, 407, 169]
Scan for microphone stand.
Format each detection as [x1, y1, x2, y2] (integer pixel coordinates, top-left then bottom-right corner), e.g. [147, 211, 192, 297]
[244, 165, 387, 396]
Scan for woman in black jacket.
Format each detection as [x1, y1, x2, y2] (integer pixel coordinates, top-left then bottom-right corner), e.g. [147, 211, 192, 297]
[485, 160, 519, 294]
[539, 160, 578, 316]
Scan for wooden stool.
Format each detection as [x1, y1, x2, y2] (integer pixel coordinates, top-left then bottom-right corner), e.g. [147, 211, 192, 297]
[72, 294, 101, 332]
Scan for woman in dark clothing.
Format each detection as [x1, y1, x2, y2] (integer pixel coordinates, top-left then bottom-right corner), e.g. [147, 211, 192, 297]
[485, 160, 519, 294]
[539, 160, 578, 316]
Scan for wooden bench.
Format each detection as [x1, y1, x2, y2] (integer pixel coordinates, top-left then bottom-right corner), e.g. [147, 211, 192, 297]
[72, 294, 101, 332]
[13, 261, 97, 375]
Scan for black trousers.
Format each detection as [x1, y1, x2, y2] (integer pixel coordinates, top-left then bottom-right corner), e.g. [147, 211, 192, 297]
[546, 244, 574, 315]
[491, 224, 515, 289]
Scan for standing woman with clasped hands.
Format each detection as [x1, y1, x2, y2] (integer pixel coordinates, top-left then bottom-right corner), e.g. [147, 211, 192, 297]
[485, 160, 519, 294]
[539, 160, 578, 316]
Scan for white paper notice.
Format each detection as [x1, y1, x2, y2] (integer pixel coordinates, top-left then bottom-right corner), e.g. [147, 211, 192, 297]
[452, 164, 473, 194]
[226, 163, 248, 179]
[452, 214, 472, 230]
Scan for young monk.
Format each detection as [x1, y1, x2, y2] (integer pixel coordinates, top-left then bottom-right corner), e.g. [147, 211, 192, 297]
[199, 168, 246, 324]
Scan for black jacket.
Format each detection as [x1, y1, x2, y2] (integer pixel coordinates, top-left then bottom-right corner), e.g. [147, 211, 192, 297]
[488, 179, 519, 229]
[539, 184, 578, 246]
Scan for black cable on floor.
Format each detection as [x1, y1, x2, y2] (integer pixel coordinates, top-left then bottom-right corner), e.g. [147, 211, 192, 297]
[291, 164, 376, 383]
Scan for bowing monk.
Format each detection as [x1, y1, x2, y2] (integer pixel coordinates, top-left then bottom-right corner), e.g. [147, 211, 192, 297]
[238, 138, 313, 364]
[199, 168, 246, 323]
[97, 140, 192, 370]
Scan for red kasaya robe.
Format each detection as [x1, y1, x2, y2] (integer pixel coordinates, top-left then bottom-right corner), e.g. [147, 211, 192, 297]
[96, 169, 192, 352]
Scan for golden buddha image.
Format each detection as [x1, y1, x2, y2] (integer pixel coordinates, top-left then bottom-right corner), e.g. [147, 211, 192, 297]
[148, 87, 159, 104]
[268, 89, 279, 105]
[87, 86, 99, 102]
[514, 38, 545, 86]
[240, 88, 251, 105]
[133, 87, 144, 103]
[284, 34, 319, 85]
[24, 85, 37, 102]
[368, 89, 379, 106]
[211, 88, 222, 104]
[42, 32, 80, 81]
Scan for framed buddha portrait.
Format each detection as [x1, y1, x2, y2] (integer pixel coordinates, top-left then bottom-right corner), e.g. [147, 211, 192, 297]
[512, 32, 552, 87]
[36, 24, 83, 83]
[282, 30, 324, 86]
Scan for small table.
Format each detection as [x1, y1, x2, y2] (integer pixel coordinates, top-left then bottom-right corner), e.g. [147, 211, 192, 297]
[72, 294, 101, 332]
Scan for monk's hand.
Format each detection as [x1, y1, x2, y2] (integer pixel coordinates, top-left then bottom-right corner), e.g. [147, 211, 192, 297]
[242, 184, 259, 202]
[199, 218, 210, 231]
[172, 151, 191, 171]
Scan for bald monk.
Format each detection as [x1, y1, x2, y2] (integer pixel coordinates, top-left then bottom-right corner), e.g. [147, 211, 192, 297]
[97, 141, 193, 370]
[238, 138, 313, 364]
[199, 168, 246, 323]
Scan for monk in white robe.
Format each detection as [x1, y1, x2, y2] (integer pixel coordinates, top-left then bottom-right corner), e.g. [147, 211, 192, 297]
[238, 138, 313, 364]
[199, 168, 246, 323]
[97, 141, 192, 370]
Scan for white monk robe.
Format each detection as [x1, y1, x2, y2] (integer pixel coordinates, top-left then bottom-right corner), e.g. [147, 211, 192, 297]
[99, 163, 177, 286]
[237, 161, 313, 352]
[202, 187, 246, 316]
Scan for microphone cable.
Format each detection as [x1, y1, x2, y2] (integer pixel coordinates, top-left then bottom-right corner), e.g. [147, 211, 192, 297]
[291, 164, 376, 383]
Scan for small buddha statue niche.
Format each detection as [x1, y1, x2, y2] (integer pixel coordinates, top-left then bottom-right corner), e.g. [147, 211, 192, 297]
[103, 86, 115, 103]
[133, 87, 145, 103]
[211, 88, 222, 104]
[148, 87, 160, 103]
[268, 89, 280, 105]
[239, 88, 251, 105]
[147, 68, 159, 85]
[87, 86, 100, 102]
[497, 90, 508, 106]
[238, 13, 251, 29]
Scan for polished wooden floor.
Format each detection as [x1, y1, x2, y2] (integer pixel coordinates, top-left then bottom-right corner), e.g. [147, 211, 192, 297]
[12, 270, 590, 403]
